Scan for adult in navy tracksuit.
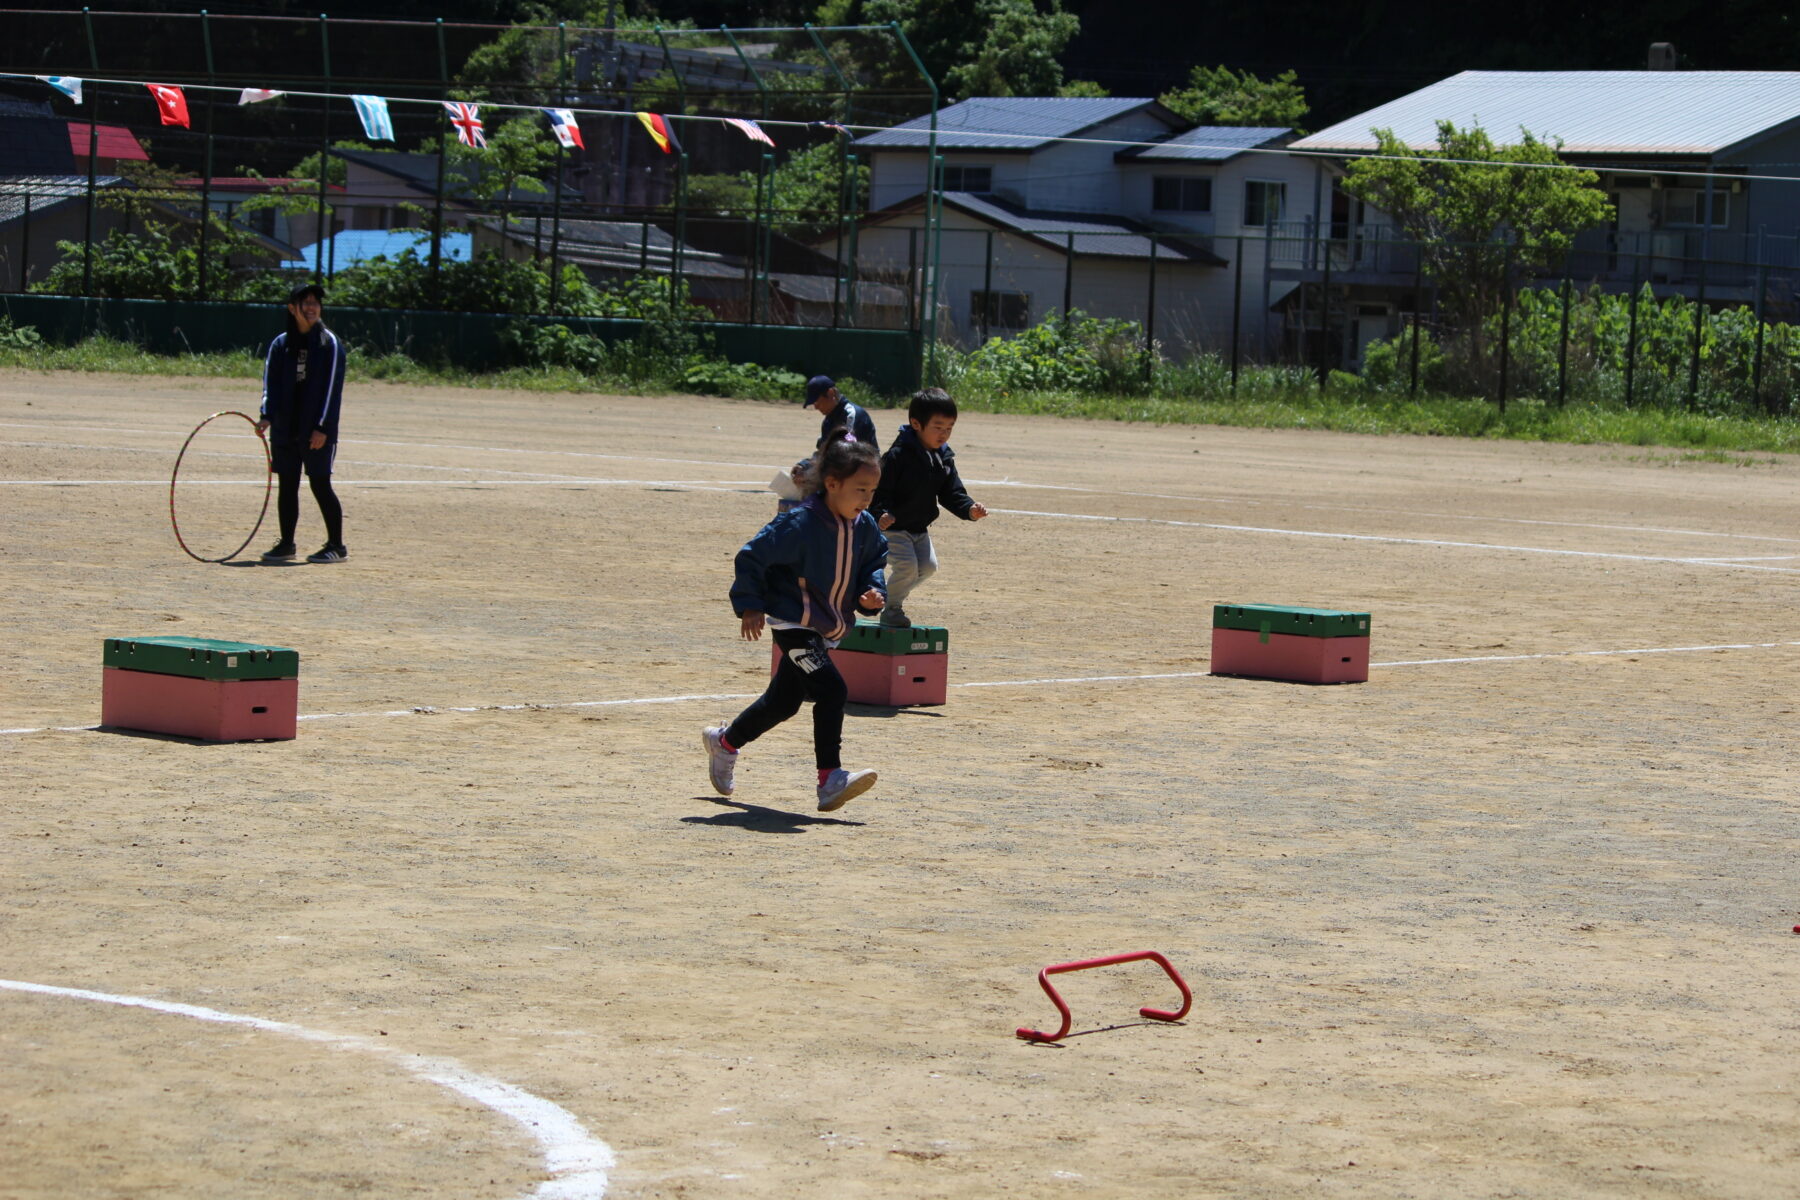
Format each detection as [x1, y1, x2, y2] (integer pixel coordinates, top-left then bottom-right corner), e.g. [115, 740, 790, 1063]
[804, 374, 877, 447]
[258, 283, 347, 563]
[703, 435, 889, 813]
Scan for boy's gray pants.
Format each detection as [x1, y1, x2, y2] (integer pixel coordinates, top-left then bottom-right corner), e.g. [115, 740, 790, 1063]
[881, 528, 937, 623]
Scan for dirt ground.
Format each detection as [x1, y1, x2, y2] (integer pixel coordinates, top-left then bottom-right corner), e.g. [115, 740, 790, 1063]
[3, 367, 1798, 1199]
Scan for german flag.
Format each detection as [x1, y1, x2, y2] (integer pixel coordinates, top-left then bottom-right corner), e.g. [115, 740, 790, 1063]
[635, 111, 680, 155]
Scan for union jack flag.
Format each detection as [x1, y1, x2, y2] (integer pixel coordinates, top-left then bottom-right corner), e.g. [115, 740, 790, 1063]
[444, 101, 486, 148]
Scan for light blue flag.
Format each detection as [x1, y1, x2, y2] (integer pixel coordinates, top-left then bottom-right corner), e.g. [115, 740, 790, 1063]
[38, 76, 83, 104]
[351, 94, 394, 142]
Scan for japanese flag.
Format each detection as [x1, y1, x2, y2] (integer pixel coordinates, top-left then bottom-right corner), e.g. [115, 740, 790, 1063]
[544, 108, 584, 150]
[146, 83, 190, 128]
[238, 88, 283, 106]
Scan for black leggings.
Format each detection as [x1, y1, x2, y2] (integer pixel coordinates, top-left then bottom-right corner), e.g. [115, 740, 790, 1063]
[276, 467, 343, 546]
[725, 627, 848, 771]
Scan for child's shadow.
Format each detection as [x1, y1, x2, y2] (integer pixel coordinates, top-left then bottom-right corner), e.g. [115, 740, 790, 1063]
[681, 798, 866, 833]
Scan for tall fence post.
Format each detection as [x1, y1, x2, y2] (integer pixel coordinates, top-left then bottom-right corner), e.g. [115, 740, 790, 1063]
[18, 191, 32, 292]
[1409, 253, 1422, 396]
[1229, 236, 1243, 392]
[1497, 243, 1514, 413]
[314, 12, 332, 281]
[198, 9, 217, 303]
[430, 19, 448, 301]
[1687, 256, 1707, 410]
[548, 21, 567, 315]
[1555, 276, 1571, 407]
[1062, 231, 1074, 326]
[1317, 233, 1331, 392]
[1753, 262, 1768, 411]
[81, 7, 100, 298]
[1144, 233, 1158, 382]
[980, 229, 993, 343]
[1624, 256, 1642, 408]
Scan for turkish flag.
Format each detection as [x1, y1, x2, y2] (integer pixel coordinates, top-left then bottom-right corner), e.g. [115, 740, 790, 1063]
[145, 83, 190, 128]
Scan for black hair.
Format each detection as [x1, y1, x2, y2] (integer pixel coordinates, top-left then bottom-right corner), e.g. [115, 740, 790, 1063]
[813, 432, 879, 491]
[908, 387, 957, 425]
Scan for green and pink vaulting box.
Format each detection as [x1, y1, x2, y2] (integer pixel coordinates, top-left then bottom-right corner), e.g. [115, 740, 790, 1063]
[101, 636, 300, 741]
[771, 623, 949, 706]
[1209, 604, 1371, 684]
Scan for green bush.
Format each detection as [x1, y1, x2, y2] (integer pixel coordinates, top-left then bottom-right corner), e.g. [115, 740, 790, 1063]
[944, 309, 1152, 394]
[0, 316, 44, 351]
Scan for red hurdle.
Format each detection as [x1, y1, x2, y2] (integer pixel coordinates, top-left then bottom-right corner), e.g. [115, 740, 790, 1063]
[1016, 950, 1193, 1043]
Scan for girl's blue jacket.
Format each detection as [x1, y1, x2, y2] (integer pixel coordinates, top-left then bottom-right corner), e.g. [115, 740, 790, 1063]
[731, 495, 887, 640]
[260, 324, 345, 449]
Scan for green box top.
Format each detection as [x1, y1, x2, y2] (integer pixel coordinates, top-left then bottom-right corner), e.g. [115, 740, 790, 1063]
[838, 623, 949, 656]
[104, 636, 299, 680]
[1212, 604, 1370, 639]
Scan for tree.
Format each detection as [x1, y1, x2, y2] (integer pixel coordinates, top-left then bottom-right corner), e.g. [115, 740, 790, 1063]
[1339, 120, 1613, 376]
[1158, 65, 1308, 128]
[814, 0, 1081, 99]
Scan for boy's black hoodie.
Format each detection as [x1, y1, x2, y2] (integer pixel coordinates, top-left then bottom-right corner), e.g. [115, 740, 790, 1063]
[871, 424, 977, 534]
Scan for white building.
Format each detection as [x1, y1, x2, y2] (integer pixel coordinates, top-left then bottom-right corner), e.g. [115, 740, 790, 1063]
[830, 97, 1303, 356]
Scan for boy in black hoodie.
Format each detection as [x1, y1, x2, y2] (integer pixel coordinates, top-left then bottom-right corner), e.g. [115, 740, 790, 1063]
[869, 388, 988, 628]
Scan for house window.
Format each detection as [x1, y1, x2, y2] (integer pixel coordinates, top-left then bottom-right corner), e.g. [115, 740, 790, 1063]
[1670, 188, 1728, 227]
[972, 290, 1030, 331]
[941, 165, 993, 193]
[1152, 176, 1212, 212]
[1243, 180, 1286, 228]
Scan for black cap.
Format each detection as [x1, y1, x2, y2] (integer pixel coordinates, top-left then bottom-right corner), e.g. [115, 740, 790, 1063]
[287, 282, 325, 305]
[804, 375, 836, 404]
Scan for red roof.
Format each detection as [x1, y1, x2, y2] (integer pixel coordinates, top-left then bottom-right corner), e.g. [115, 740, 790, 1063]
[67, 122, 149, 161]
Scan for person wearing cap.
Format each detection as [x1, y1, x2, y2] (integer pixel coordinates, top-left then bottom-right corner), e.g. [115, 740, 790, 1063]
[257, 282, 348, 563]
[804, 375, 877, 448]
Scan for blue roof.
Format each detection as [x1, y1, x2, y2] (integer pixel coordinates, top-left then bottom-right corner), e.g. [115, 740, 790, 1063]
[855, 97, 1166, 151]
[1117, 126, 1291, 163]
[1292, 70, 1800, 157]
[936, 192, 1225, 264]
[280, 230, 470, 270]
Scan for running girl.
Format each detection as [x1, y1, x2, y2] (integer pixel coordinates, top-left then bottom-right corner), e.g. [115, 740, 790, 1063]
[704, 435, 887, 812]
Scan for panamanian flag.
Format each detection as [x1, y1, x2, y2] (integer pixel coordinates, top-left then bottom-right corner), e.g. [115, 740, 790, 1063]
[444, 101, 486, 148]
[351, 95, 394, 141]
[145, 83, 190, 129]
[38, 76, 82, 104]
[543, 108, 584, 150]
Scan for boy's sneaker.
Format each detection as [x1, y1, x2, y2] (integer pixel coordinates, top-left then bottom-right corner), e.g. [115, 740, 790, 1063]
[306, 543, 348, 563]
[260, 541, 297, 561]
[879, 608, 910, 628]
[817, 767, 877, 812]
[702, 726, 737, 796]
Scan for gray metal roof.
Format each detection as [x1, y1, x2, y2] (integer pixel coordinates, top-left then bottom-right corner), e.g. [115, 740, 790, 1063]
[1118, 125, 1291, 163]
[1292, 70, 1800, 157]
[855, 96, 1165, 151]
[935, 191, 1224, 264]
[0, 174, 122, 225]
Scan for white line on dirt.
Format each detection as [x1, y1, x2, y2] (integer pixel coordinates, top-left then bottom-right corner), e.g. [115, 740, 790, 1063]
[7, 419, 1795, 546]
[8, 639, 1799, 737]
[0, 978, 613, 1200]
[986, 507, 1800, 573]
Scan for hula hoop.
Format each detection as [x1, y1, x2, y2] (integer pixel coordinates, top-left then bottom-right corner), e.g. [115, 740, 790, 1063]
[169, 410, 273, 564]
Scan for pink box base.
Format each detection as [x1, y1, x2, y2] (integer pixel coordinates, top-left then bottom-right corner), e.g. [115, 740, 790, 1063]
[1209, 628, 1369, 684]
[769, 645, 948, 706]
[101, 668, 298, 741]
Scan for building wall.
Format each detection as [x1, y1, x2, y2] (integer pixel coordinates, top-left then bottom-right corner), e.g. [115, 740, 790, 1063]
[843, 208, 1259, 355]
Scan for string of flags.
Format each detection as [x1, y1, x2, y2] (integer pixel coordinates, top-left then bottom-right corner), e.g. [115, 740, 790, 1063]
[26, 74, 859, 156]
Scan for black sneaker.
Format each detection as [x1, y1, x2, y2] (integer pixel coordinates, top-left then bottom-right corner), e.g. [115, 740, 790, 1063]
[306, 543, 348, 563]
[261, 541, 297, 561]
